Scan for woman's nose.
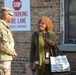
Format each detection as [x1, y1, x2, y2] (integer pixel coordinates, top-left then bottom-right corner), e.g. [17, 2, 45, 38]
[39, 23, 43, 26]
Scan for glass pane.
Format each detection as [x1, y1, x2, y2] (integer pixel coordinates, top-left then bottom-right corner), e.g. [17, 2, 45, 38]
[65, 0, 76, 43]
[68, 0, 76, 39]
[69, 16, 76, 38]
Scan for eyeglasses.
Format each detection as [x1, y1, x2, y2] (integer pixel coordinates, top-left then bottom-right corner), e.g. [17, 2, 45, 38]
[38, 22, 45, 25]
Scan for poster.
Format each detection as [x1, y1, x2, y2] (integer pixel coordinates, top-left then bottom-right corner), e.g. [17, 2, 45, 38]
[4, 0, 30, 31]
[50, 55, 70, 72]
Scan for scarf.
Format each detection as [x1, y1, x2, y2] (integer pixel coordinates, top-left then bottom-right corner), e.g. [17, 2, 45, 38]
[38, 31, 55, 73]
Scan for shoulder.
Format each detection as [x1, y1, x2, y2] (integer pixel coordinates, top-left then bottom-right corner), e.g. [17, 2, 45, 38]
[0, 20, 5, 29]
[0, 20, 3, 29]
[31, 32, 38, 40]
[48, 30, 56, 40]
[32, 32, 38, 36]
[49, 30, 55, 36]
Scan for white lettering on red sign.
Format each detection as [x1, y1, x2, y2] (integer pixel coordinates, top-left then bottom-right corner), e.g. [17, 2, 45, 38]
[13, 2, 21, 7]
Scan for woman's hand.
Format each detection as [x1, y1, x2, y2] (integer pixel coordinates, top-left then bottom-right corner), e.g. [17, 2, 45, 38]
[30, 63, 36, 72]
[50, 40, 55, 46]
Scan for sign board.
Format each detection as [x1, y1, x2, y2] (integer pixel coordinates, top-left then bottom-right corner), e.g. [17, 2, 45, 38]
[4, 0, 30, 31]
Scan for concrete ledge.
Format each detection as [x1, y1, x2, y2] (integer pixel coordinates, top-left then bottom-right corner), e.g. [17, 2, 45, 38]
[58, 45, 76, 51]
[70, 71, 76, 75]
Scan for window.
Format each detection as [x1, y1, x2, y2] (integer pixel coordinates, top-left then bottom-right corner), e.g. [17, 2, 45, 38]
[59, 0, 76, 51]
[64, 0, 76, 44]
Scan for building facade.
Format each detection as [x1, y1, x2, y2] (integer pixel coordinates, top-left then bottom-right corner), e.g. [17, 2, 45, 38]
[0, 0, 76, 75]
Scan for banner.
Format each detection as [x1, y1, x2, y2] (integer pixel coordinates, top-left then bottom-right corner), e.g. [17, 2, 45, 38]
[4, 0, 30, 31]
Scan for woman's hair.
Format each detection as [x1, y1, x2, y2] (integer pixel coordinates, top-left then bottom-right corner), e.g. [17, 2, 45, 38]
[38, 16, 53, 31]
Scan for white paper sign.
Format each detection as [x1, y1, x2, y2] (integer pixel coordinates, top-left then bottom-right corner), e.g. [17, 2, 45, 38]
[4, 0, 30, 31]
[50, 55, 70, 72]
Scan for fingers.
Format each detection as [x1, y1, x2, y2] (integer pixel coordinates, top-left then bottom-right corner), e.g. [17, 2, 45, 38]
[12, 51, 17, 58]
[50, 40, 55, 46]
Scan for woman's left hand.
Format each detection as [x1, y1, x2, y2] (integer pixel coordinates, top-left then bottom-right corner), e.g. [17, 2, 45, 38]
[50, 40, 55, 46]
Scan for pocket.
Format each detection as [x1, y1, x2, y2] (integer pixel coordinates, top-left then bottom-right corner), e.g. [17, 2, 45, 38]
[3, 32, 8, 42]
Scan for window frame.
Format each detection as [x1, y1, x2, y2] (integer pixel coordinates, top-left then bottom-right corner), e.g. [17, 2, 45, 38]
[60, 0, 76, 45]
[59, 0, 76, 51]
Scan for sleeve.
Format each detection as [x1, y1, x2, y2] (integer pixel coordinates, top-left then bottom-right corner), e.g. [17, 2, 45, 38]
[46, 31, 56, 45]
[0, 28, 15, 55]
[50, 31, 57, 46]
[30, 32, 36, 63]
[50, 31, 60, 55]
[50, 31, 56, 42]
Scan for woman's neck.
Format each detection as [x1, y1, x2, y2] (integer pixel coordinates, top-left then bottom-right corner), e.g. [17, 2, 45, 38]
[40, 30, 46, 33]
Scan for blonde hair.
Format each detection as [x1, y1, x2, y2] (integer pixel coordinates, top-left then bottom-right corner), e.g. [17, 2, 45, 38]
[38, 16, 53, 31]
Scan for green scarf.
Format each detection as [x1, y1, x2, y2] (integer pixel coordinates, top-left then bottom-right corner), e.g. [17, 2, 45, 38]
[38, 31, 55, 73]
[38, 32, 45, 72]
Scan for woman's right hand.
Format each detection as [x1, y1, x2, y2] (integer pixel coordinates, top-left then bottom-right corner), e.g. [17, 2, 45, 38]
[30, 63, 36, 72]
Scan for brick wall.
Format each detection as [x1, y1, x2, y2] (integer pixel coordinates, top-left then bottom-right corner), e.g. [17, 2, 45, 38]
[0, 0, 76, 75]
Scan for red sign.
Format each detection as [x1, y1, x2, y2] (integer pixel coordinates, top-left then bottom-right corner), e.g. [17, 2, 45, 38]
[12, 0, 22, 10]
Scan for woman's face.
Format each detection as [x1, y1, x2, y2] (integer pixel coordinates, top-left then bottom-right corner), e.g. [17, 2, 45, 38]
[38, 21, 46, 32]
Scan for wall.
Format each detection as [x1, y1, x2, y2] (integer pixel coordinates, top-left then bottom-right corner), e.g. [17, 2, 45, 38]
[0, 0, 76, 75]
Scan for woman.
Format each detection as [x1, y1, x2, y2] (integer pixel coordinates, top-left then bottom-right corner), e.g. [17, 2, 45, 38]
[30, 16, 57, 75]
